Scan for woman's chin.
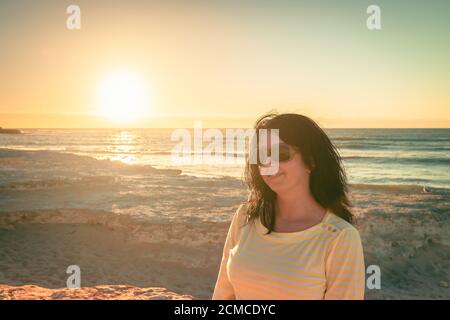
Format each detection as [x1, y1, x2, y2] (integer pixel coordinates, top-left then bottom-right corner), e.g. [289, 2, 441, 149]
[263, 172, 287, 189]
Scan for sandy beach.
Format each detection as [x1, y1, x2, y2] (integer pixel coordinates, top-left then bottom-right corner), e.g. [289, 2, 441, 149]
[0, 188, 449, 300]
[0, 142, 449, 300]
[0, 209, 230, 299]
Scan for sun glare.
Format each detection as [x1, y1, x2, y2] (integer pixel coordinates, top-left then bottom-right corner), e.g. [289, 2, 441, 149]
[98, 70, 151, 123]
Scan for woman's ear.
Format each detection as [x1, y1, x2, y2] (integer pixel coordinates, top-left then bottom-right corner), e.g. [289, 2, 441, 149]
[309, 157, 316, 171]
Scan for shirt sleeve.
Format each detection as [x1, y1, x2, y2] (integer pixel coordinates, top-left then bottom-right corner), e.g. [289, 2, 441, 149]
[324, 227, 366, 300]
[211, 204, 245, 300]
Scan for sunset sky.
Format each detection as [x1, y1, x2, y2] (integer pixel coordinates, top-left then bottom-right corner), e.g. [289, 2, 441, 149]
[0, 0, 449, 128]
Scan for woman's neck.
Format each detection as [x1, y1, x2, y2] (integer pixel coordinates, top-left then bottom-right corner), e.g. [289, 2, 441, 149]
[275, 187, 325, 222]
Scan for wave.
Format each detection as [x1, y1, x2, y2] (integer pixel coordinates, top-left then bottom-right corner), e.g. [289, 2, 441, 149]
[66, 149, 247, 157]
[342, 155, 450, 166]
[341, 146, 450, 154]
[332, 137, 367, 141]
[337, 143, 369, 149]
[0, 148, 182, 176]
[338, 144, 450, 152]
[333, 136, 450, 143]
[0, 176, 120, 191]
[349, 183, 449, 193]
[0, 147, 247, 158]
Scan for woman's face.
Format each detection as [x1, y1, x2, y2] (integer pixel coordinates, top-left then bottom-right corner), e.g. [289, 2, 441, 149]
[259, 139, 311, 194]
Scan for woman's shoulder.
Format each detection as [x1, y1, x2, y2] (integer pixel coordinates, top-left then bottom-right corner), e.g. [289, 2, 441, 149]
[324, 212, 362, 240]
[234, 203, 251, 225]
[227, 203, 253, 245]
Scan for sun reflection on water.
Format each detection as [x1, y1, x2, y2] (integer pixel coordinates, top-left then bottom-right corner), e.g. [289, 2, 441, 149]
[109, 131, 139, 164]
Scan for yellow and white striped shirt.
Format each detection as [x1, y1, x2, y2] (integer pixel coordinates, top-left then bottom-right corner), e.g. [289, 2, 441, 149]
[212, 205, 365, 300]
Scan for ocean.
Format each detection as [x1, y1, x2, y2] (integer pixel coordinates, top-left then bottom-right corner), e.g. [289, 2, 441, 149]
[1, 128, 449, 187]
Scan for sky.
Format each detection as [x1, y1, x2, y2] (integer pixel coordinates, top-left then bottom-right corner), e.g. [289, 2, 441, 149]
[0, 0, 449, 128]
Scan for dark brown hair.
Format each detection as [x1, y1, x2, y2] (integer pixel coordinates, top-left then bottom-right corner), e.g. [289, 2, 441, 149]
[244, 113, 353, 234]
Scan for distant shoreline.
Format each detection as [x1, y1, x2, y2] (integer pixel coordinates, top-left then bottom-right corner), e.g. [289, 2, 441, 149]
[0, 127, 21, 134]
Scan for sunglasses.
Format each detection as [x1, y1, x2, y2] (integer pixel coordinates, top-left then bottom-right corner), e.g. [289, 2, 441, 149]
[255, 143, 296, 166]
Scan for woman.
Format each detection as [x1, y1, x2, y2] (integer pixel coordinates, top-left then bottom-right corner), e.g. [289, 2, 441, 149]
[212, 113, 365, 300]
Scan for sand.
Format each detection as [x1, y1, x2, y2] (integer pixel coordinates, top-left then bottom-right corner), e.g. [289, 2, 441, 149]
[0, 209, 229, 300]
[0, 284, 192, 300]
[1, 189, 449, 300]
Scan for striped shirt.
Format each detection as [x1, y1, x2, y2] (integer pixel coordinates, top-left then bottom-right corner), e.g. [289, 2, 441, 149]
[212, 204, 365, 300]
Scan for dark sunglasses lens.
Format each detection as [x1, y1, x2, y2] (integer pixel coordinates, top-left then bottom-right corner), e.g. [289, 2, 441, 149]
[255, 145, 270, 165]
[278, 145, 291, 162]
[255, 144, 292, 165]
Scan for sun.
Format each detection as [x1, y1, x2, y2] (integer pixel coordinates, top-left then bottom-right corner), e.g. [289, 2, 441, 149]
[97, 70, 151, 123]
